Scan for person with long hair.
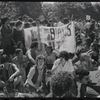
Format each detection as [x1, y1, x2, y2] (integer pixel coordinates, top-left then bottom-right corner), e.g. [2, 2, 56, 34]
[52, 51, 75, 75]
[25, 54, 47, 97]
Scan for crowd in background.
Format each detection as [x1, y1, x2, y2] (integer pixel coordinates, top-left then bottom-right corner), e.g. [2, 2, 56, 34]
[0, 14, 99, 98]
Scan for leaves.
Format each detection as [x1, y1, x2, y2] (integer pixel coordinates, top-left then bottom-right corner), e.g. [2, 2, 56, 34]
[0, 2, 43, 20]
[42, 2, 100, 21]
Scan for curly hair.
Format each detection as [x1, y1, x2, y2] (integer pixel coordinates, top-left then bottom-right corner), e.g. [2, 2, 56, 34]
[50, 71, 73, 97]
[59, 51, 69, 61]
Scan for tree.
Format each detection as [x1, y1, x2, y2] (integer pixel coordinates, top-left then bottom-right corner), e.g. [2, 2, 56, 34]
[42, 2, 100, 21]
[0, 2, 43, 20]
[14, 2, 43, 20]
[0, 2, 18, 20]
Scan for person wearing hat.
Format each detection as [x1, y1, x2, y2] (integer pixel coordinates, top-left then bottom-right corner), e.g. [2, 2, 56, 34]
[25, 41, 38, 76]
[25, 54, 47, 97]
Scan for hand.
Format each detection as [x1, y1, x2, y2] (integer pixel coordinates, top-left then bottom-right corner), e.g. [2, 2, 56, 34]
[36, 87, 43, 93]
[8, 76, 14, 82]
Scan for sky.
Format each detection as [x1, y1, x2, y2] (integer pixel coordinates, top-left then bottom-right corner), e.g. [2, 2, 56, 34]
[43, 2, 54, 4]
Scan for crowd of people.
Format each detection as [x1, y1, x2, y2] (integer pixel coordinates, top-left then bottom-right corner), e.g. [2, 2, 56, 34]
[0, 14, 99, 98]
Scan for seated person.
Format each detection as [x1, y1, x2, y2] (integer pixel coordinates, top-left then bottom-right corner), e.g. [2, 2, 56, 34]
[0, 54, 22, 92]
[25, 55, 47, 97]
[46, 71, 74, 97]
[75, 53, 98, 71]
[74, 68, 100, 98]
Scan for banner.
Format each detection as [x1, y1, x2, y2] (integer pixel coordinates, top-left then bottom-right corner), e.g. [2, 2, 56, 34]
[24, 27, 38, 50]
[55, 22, 76, 53]
[24, 22, 76, 53]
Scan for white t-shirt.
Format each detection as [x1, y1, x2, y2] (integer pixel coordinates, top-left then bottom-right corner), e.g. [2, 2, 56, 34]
[52, 58, 74, 74]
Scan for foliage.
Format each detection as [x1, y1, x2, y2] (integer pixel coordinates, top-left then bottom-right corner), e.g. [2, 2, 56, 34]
[0, 2, 100, 21]
[42, 2, 100, 21]
[0, 2, 43, 20]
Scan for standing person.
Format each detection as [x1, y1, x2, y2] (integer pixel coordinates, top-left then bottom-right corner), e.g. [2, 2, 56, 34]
[12, 20, 25, 46]
[25, 55, 47, 97]
[44, 45, 58, 70]
[28, 18, 33, 27]
[51, 51, 75, 75]
[48, 19, 54, 27]
[25, 41, 38, 76]
[1, 17, 15, 60]
[22, 14, 30, 28]
[63, 18, 69, 25]
[13, 49, 27, 83]
[57, 16, 64, 27]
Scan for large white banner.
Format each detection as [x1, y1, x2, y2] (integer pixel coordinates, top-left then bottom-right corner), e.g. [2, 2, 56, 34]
[24, 22, 76, 53]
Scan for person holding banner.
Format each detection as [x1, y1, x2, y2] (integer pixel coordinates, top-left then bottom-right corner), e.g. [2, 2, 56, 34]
[1, 17, 15, 60]
[57, 16, 64, 27]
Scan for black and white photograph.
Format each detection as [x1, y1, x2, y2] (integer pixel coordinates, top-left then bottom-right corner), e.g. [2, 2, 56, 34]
[0, 1, 100, 98]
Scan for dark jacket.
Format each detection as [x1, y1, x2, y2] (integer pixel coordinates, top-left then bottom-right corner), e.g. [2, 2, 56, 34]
[31, 65, 47, 89]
